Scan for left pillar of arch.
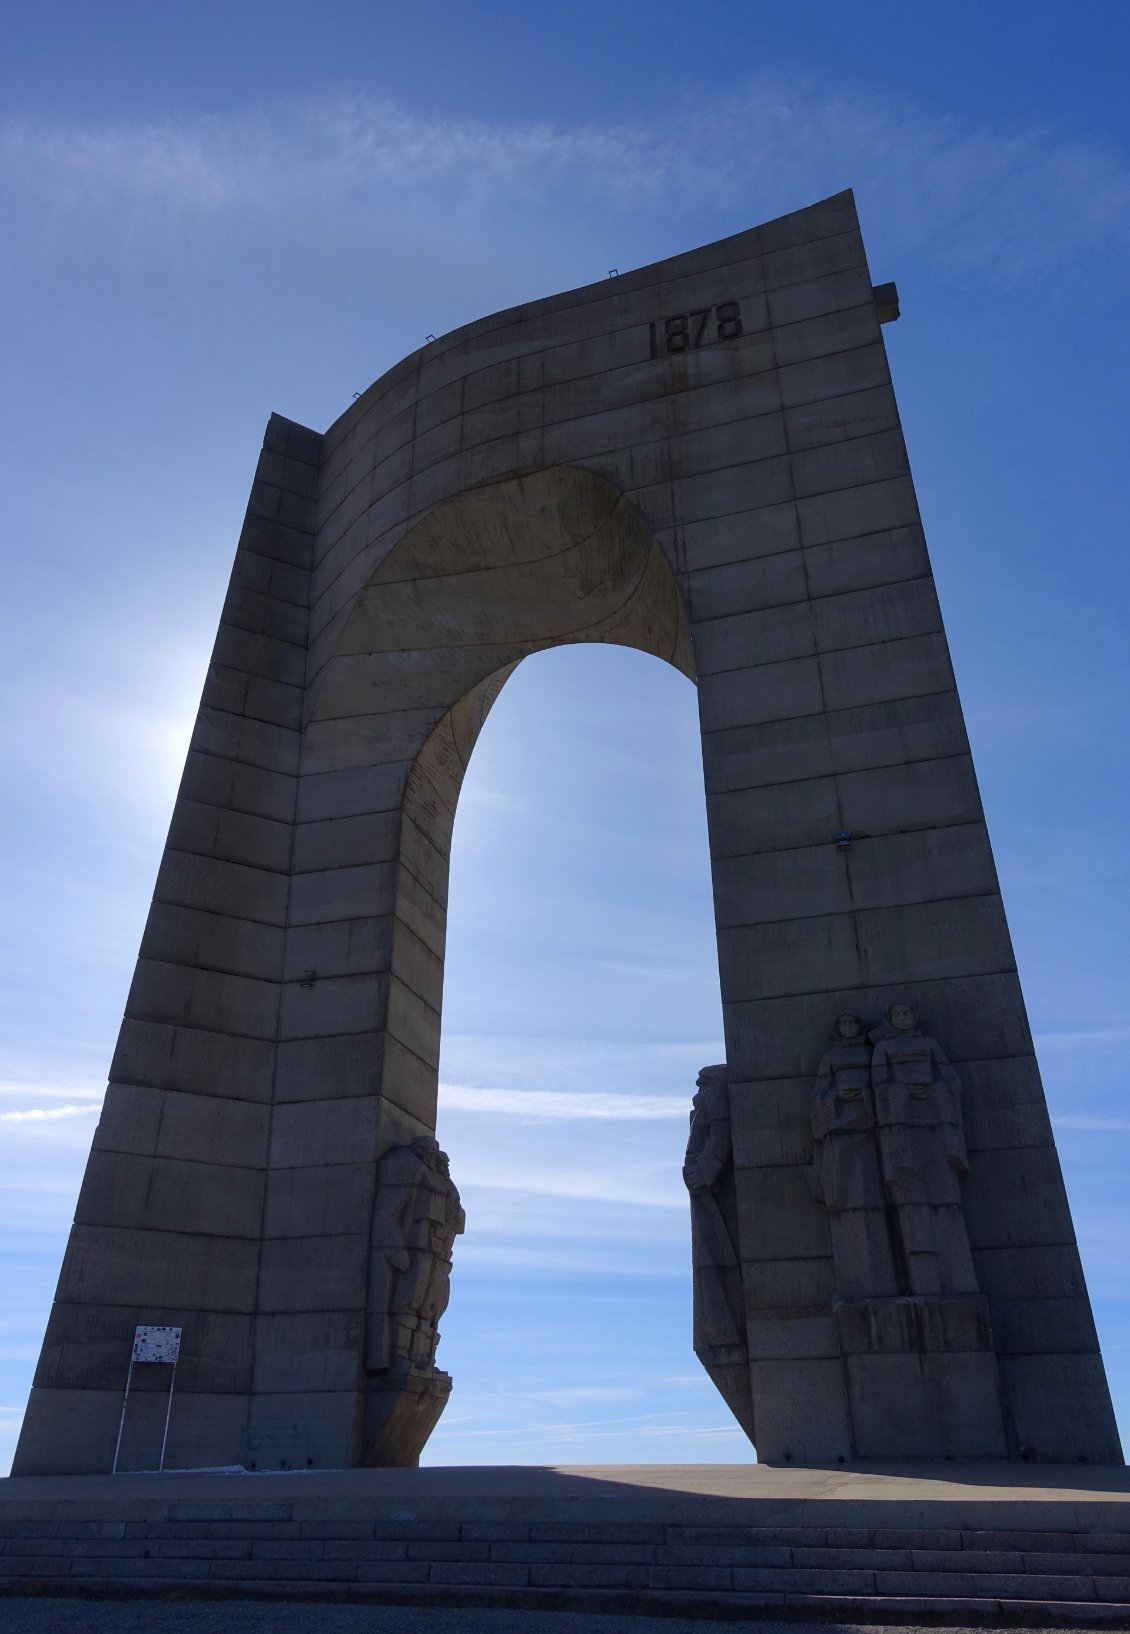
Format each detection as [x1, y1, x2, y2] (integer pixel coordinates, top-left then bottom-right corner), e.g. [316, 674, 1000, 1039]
[12, 414, 321, 1475]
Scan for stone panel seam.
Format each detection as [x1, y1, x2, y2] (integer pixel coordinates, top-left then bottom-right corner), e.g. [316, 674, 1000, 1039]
[707, 745, 973, 803]
[722, 964, 1019, 1011]
[691, 571, 934, 634]
[700, 682, 956, 744]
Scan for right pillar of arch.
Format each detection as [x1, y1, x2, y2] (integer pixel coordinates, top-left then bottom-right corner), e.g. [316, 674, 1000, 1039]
[688, 382, 1121, 1460]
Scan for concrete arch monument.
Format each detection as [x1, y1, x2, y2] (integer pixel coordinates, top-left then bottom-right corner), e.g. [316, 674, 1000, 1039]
[15, 190, 1122, 1474]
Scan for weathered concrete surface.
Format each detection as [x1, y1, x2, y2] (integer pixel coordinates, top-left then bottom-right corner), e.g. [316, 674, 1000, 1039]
[12, 188, 1123, 1476]
[1, 1464, 1129, 1620]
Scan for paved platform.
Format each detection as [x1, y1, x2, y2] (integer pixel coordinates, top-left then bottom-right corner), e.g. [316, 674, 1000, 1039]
[2, 1463, 1129, 1622]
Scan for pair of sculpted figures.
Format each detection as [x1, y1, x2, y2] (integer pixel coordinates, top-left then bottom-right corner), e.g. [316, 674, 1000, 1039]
[812, 1002, 977, 1300]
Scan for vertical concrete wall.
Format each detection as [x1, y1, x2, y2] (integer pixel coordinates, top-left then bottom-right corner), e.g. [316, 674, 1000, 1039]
[17, 416, 320, 1473]
[15, 191, 1122, 1474]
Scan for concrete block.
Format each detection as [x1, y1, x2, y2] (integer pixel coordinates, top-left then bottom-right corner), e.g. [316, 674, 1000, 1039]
[804, 524, 930, 600]
[75, 1149, 264, 1240]
[998, 1353, 1124, 1463]
[698, 655, 825, 733]
[811, 576, 941, 653]
[845, 1352, 1008, 1459]
[256, 1235, 369, 1313]
[385, 973, 441, 1069]
[748, 1356, 853, 1463]
[772, 302, 879, 371]
[110, 1019, 276, 1102]
[974, 1242, 1089, 1303]
[263, 1161, 374, 1239]
[188, 707, 301, 777]
[277, 971, 386, 1041]
[784, 384, 899, 451]
[125, 958, 279, 1040]
[268, 1096, 381, 1170]
[743, 1255, 836, 1312]
[295, 761, 413, 824]
[292, 811, 400, 873]
[154, 847, 289, 927]
[167, 799, 293, 874]
[730, 1076, 812, 1168]
[393, 868, 447, 960]
[791, 429, 910, 503]
[35, 1300, 253, 1395]
[95, 1084, 269, 1167]
[820, 631, 954, 712]
[288, 862, 396, 927]
[56, 1223, 259, 1311]
[779, 341, 889, 411]
[179, 750, 297, 824]
[768, 266, 875, 330]
[702, 690, 970, 794]
[244, 1390, 365, 1471]
[694, 600, 816, 675]
[746, 1314, 839, 1359]
[710, 824, 995, 929]
[283, 916, 394, 982]
[274, 1031, 385, 1102]
[706, 752, 982, 859]
[140, 901, 285, 983]
[687, 551, 809, 623]
[734, 1163, 831, 1260]
[679, 500, 801, 573]
[964, 1143, 1075, 1249]
[252, 1311, 364, 1393]
[798, 474, 920, 549]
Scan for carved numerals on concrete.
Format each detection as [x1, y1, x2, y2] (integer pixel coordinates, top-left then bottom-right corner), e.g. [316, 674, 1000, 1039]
[649, 302, 743, 358]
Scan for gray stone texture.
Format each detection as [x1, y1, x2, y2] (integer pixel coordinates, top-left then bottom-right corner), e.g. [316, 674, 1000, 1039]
[13, 190, 1122, 1474]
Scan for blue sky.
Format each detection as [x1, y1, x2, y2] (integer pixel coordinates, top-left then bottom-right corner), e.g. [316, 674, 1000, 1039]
[2, 0, 1129, 1473]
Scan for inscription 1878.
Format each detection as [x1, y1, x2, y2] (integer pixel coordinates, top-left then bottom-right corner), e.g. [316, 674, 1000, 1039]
[648, 301, 743, 359]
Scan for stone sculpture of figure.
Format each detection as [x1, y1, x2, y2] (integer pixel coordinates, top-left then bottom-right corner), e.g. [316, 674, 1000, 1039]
[683, 1064, 754, 1440]
[683, 1069, 741, 1348]
[811, 1014, 898, 1298]
[369, 1137, 465, 1374]
[870, 1002, 978, 1296]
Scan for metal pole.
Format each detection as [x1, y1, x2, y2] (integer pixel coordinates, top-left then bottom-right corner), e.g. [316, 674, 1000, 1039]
[112, 1358, 134, 1475]
[158, 1358, 177, 1473]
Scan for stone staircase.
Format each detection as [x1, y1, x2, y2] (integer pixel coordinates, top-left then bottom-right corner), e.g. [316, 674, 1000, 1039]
[2, 1464, 1129, 1621]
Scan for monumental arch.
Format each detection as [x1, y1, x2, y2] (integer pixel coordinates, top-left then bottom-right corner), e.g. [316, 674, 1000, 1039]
[15, 190, 1123, 1475]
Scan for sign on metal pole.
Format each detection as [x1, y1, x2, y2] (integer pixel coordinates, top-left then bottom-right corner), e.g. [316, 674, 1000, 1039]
[112, 1325, 182, 1474]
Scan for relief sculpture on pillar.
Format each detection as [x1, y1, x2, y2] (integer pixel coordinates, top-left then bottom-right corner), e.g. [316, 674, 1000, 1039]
[811, 1013, 899, 1299]
[683, 1064, 755, 1440]
[810, 1000, 1008, 1458]
[869, 1002, 978, 1295]
[364, 1136, 465, 1466]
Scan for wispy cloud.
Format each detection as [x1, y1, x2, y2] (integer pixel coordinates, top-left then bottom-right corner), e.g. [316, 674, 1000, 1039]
[0, 1104, 99, 1124]
[1056, 1115, 1130, 1133]
[3, 77, 1128, 288]
[441, 1083, 687, 1121]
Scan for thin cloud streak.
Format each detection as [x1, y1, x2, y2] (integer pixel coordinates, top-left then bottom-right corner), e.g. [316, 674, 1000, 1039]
[441, 1084, 688, 1120]
[3, 76, 1128, 286]
[0, 1104, 99, 1124]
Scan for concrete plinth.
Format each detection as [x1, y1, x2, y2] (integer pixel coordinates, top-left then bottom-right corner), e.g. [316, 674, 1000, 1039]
[2, 1463, 1129, 1620]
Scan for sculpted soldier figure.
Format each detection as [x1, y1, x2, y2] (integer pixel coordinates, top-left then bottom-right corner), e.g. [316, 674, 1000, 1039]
[811, 1013, 898, 1297]
[870, 1002, 978, 1295]
[683, 1063, 753, 1438]
[370, 1136, 465, 1373]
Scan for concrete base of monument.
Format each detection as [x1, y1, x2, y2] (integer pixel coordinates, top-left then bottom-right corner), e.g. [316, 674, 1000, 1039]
[2, 1462, 1128, 1621]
